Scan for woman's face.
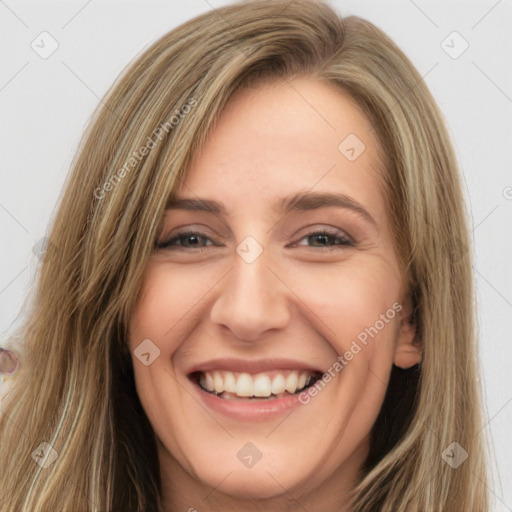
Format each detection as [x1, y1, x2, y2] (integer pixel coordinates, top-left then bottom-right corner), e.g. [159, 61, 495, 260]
[129, 77, 419, 505]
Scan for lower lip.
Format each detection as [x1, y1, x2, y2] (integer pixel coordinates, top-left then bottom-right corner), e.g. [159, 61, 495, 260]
[192, 381, 309, 421]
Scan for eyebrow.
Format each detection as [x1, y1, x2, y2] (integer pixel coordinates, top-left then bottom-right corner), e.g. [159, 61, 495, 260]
[165, 191, 377, 226]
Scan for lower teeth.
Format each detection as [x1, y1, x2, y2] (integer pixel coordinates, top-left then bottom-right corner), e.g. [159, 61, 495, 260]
[222, 394, 278, 401]
[210, 390, 297, 400]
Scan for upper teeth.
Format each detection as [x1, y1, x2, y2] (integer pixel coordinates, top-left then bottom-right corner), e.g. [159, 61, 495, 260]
[199, 370, 314, 398]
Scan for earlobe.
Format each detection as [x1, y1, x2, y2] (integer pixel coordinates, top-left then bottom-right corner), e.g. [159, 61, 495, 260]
[393, 300, 422, 369]
[394, 342, 422, 369]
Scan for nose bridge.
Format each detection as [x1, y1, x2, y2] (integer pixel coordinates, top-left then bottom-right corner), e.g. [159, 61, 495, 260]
[210, 238, 290, 341]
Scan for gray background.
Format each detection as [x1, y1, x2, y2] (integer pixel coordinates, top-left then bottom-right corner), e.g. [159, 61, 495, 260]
[0, 0, 510, 509]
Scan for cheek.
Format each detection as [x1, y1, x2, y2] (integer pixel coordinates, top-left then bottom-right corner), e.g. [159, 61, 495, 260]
[129, 263, 216, 353]
[127, 266, 195, 414]
[295, 262, 402, 430]
[290, 258, 402, 356]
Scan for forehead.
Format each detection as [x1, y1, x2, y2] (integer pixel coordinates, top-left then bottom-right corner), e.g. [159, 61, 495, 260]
[178, 77, 386, 219]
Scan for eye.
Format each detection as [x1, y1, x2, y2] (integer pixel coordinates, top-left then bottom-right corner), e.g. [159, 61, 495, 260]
[290, 229, 354, 249]
[155, 231, 219, 250]
[155, 228, 354, 251]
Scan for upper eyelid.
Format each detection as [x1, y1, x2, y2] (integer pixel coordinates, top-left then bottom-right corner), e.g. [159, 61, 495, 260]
[157, 226, 225, 244]
[157, 226, 354, 248]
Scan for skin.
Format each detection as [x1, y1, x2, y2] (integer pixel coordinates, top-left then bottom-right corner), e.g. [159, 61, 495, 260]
[129, 77, 421, 512]
[0, 349, 19, 375]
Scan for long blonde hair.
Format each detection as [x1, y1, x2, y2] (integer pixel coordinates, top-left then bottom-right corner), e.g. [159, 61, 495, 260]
[0, 1, 489, 510]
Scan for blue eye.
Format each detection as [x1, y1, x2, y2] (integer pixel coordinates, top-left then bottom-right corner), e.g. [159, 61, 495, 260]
[156, 229, 354, 250]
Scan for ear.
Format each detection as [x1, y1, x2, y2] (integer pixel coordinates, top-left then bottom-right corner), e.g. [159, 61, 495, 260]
[393, 296, 421, 369]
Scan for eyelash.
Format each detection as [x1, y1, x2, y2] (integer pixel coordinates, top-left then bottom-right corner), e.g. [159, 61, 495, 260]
[155, 229, 354, 251]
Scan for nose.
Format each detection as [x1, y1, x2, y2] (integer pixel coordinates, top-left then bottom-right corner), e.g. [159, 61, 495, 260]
[209, 245, 291, 342]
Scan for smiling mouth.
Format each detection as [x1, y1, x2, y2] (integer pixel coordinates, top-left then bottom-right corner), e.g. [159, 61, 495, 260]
[191, 370, 323, 401]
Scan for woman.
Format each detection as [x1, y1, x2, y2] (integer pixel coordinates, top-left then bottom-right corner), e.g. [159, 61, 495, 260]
[0, 0, 489, 510]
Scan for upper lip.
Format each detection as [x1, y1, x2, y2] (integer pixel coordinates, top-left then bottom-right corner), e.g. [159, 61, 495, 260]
[186, 358, 324, 375]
